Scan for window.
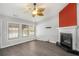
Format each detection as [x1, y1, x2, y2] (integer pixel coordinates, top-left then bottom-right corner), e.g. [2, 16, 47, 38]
[22, 25, 34, 37]
[29, 26, 34, 36]
[22, 24, 29, 37]
[8, 23, 35, 39]
[8, 23, 19, 39]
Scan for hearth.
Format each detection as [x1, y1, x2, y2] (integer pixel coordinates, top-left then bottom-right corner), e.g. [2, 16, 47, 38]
[60, 33, 72, 50]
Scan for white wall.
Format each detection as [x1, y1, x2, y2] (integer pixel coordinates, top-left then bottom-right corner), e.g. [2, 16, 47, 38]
[0, 15, 35, 48]
[36, 15, 59, 43]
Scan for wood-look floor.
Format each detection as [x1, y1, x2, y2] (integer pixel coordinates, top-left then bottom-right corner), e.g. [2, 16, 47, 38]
[0, 40, 76, 56]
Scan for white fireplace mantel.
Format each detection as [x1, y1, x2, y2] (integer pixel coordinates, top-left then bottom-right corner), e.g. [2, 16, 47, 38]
[58, 26, 79, 51]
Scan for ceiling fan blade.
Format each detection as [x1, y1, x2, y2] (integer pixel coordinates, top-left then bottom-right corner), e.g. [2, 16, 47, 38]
[37, 12, 44, 16]
[37, 8, 45, 12]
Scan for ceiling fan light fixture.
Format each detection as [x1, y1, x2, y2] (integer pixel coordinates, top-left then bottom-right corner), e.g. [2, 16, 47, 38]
[25, 3, 45, 17]
[32, 9, 37, 15]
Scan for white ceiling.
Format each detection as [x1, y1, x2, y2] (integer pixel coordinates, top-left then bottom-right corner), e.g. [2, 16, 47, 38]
[0, 3, 68, 22]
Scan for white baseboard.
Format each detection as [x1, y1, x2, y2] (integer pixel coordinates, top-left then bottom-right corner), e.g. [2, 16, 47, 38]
[0, 40, 33, 48]
[37, 38, 56, 43]
[49, 40, 56, 43]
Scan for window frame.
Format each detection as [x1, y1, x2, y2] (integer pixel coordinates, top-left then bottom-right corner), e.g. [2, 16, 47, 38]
[29, 25, 34, 36]
[8, 23, 20, 40]
[22, 24, 29, 37]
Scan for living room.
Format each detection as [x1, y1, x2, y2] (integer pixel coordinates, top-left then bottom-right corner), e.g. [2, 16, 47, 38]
[0, 2, 79, 56]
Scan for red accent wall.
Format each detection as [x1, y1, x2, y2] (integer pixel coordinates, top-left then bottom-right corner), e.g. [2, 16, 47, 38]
[59, 3, 77, 27]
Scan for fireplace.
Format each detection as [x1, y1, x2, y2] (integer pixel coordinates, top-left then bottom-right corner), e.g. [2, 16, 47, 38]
[60, 33, 72, 49]
[56, 26, 79, 55]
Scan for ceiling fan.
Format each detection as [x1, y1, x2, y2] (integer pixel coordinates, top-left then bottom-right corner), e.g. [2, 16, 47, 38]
[25, 3, 45, 17]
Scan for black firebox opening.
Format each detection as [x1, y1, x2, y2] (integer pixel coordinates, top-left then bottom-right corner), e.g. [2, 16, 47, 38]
[60, 33, 72, 50]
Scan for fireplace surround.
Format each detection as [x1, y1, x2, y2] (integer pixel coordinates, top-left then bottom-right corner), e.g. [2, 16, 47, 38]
[57, 26, 79, 55]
